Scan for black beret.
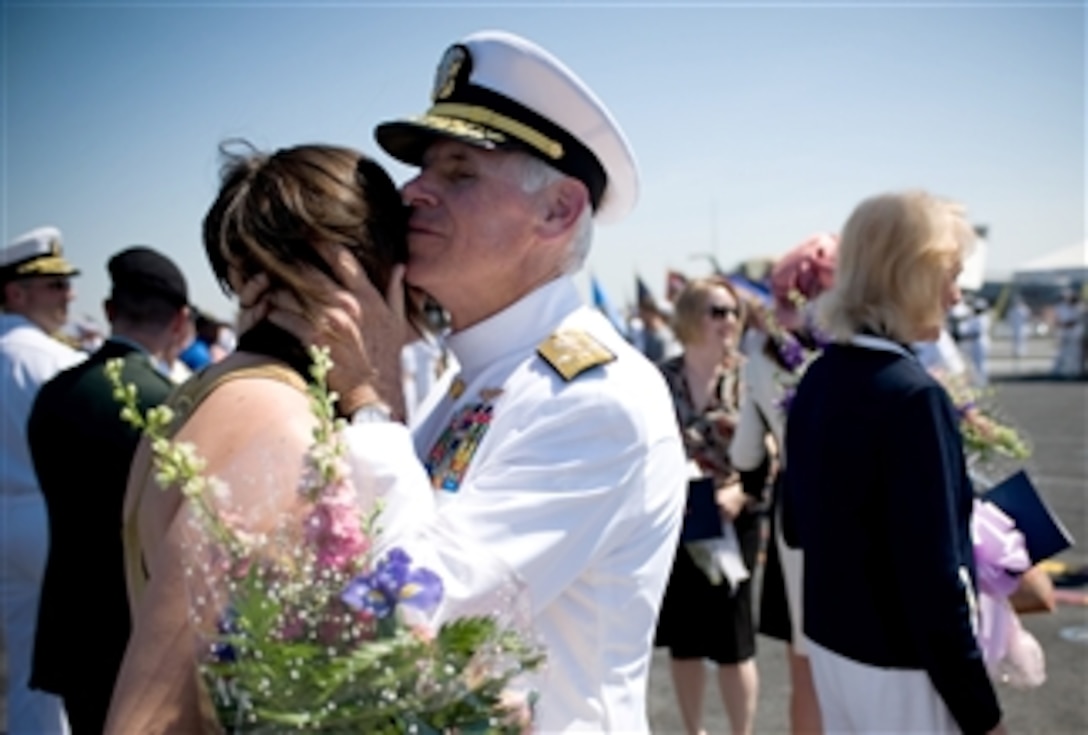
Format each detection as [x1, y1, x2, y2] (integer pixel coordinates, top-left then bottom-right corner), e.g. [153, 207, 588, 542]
[108, 246, 189, 308]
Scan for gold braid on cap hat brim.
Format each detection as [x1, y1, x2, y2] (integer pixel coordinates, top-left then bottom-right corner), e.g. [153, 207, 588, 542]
[12, 255, 79, 277]
[424, 103, 564, 160]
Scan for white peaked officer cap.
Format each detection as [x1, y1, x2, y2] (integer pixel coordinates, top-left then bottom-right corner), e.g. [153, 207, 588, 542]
[375, 29, 639, 224]
[1, 226, 79, 282]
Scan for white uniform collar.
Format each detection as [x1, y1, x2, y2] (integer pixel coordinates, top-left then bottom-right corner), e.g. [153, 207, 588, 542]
[849, 333, 917, 361]
[446, 276, 580, 379]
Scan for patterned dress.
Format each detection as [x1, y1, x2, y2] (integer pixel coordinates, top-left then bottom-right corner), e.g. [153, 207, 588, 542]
[653, 354, 761, 664]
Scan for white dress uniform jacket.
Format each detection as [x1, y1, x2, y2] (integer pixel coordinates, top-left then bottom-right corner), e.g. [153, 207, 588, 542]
[0, 314, 86, 499]
[344, 276, 687, 733]
[1, 312, 84, 734]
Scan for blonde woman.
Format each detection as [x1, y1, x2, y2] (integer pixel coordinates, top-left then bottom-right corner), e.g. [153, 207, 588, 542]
[653, 277, 759, 735]
[783, 191, 1005, 735]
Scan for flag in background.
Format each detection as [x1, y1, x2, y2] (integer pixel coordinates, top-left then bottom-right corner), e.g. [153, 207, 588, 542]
[727, 274, 773, 305]
[664, 270, 688, 303]
[591, 274, 628, 337]
[636, 274, 657, 309]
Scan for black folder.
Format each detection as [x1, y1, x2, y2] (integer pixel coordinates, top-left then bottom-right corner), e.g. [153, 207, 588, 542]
[981, 470, 1075, 564]
[680, 477, 722, 542]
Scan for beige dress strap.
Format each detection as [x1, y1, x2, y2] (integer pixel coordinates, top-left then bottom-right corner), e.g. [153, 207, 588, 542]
[122, 359, 308, 610]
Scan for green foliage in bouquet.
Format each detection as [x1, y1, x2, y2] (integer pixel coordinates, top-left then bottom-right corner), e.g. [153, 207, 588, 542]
[959, 412, 1031, 463]
[107, 349, 544, 734]
[933, 369, 1031, 463]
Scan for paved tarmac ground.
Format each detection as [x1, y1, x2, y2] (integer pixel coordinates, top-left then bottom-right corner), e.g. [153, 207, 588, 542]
[2, 336, 1085, 734]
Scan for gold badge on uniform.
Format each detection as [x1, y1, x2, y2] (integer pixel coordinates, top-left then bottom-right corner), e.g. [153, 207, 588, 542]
[537, 329, 616, 381]
[433, 44, 469, 101]
[449, 376, 466, 399]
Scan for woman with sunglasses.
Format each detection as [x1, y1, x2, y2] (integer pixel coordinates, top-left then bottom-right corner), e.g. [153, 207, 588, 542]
[653, 276, 760, 735]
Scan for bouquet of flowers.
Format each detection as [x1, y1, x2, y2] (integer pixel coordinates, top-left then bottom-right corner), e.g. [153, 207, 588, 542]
[107, 348, 544, 734]
[932, 369, 1031, 468]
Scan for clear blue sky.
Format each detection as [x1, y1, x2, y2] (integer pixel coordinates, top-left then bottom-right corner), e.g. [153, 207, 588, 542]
[3, 1, 1084, 329]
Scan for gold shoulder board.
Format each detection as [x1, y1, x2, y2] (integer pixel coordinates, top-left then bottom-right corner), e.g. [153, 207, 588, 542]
[537, 329, 616, 381]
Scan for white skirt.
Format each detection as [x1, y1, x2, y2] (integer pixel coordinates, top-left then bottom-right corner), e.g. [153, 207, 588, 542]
[807, 639, 960, 734]
[775, 501, 810, 655]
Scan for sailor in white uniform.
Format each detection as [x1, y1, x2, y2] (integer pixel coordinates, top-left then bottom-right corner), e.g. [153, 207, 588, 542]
[319, 30, 688, 733]
[1, 226, 83, 735]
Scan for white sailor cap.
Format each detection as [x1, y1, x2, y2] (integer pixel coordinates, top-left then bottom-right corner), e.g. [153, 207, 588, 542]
[375, 29, 639, 224]
[1, 226, 79, 282]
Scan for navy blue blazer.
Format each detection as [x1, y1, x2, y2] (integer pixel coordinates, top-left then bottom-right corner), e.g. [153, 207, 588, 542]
[784, 342, 1001, 735]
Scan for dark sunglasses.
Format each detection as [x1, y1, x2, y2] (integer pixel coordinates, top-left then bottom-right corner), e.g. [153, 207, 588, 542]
[707, 305, 740, 320]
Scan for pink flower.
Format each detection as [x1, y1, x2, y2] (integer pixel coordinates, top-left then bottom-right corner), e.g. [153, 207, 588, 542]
[278, 611, 306, 641]
[409, 623, 435, 644]
[304, 478, 369, 572]
[316, 611, 349, 647]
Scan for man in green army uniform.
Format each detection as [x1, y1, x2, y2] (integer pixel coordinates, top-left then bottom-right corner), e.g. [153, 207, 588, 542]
[27, 246, 192, 734]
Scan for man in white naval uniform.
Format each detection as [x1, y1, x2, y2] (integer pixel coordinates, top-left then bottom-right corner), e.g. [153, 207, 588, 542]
[1, 226, 83, 735]
[274, 30, 688, 733]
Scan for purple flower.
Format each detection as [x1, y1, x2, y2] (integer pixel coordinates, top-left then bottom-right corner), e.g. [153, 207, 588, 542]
[211, 608, 239, 662]
[777, 387, 797, 415]
[778, 337, 806, 371]
[811, 328, 831, 350]
[341, 548, 444, 619]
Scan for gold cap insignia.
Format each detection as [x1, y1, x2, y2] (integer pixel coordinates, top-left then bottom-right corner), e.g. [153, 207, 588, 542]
[433, 44, 469, 102]
[537, 329, 616, 381]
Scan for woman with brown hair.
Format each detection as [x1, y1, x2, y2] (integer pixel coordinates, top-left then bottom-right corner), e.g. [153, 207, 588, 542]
[104, 142, 426, 733]
[653, 276, 760, 735]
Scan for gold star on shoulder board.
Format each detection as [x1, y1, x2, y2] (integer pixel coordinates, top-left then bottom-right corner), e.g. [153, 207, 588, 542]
[537, 329, 616, 381]
[449, 376, 466, 399]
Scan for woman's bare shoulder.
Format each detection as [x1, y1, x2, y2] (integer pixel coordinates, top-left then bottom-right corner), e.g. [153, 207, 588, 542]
[176, 359, 314, 453]
[135, 358, 317, 547]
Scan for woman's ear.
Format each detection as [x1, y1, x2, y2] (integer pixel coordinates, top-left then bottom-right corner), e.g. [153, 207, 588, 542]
[537, 178, 589, 240]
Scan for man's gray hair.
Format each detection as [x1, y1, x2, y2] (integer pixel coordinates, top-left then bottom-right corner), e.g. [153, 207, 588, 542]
[515, 154, 594, 275]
